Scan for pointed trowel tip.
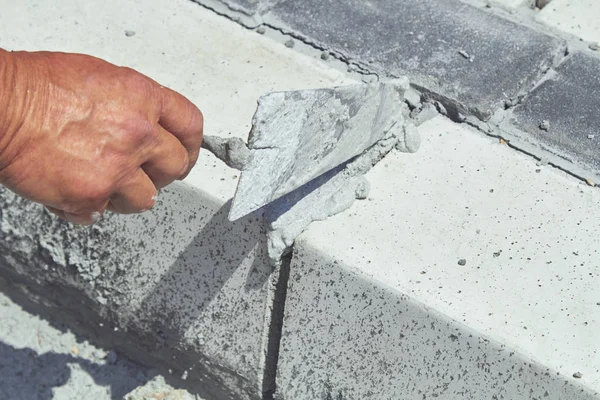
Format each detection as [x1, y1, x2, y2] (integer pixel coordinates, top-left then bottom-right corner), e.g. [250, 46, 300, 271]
[227, 202, 246, 222]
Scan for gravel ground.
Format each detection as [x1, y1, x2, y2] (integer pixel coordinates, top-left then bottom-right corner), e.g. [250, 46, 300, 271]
[0, 287, 201, 400]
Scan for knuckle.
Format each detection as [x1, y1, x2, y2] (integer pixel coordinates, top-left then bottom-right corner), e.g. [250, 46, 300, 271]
[118, 67, 161, 108]
[188, 105, 204, 136]
[119, 115, 155, 145]
[79, 177, 114, 205]
[163, 146, 190, 182]
[176, 146, 190, 176]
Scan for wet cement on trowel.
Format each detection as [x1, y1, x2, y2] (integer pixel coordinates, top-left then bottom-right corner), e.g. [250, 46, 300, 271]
[229, 81, 414, 220]
[205, 79, 424, 265]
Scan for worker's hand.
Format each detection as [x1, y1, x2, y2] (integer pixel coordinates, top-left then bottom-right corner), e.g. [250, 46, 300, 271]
[0, 51, 203, 224]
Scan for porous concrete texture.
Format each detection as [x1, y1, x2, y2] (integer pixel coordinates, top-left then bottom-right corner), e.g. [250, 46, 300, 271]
[277, 116, 600, 399]
[0, 0, 351, 398]
[0, 185, 270, 400]
[510, 52, 600, 174]
[537, 0, 600, 43]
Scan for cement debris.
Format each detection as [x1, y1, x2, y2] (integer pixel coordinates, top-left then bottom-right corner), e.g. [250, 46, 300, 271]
[125, 376, 203, 400]
[201, 135, 251, 170]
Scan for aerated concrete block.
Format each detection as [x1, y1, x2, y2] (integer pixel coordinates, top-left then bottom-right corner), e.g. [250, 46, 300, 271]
[276, 117, 600, 399]
[0, 184, 270, 400]
[277, 242, 597, 400]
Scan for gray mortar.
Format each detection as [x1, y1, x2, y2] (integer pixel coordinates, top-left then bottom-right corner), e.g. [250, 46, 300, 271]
[228, 80, 414, 221]
[261, 125, 412, 264]
[201, 135, 251, 170]
[203, 80, 423, 265]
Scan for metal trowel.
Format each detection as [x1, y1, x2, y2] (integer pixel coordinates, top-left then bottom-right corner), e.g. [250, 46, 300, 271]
[201, 80, 420, 221]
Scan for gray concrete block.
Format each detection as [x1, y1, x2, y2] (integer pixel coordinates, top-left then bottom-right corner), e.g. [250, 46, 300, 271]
[0, 184, 270, 400]
[261, 0, 565, 120]
[511, 52, 600, 172]
[276, 241, 598, 400]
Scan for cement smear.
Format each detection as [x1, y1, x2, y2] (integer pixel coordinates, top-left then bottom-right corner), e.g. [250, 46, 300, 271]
[263, 120, 418, 264]
[203, 79, 424, 265]
[229, 80, 413, 221]
[201, 135, 251, 170]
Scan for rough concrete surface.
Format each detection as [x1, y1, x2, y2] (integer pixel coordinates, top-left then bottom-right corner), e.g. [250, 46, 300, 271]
[0, 185, 270, 400]
[259, 0, 565, 120]
[0, 281, 202, 400]
[277, 116, 600, 398]
[278, 245, 597, 400]
[230, 81, 410, 221]
[511, 52, 600, 173]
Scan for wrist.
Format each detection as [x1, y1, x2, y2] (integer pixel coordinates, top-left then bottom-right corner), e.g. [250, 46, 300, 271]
[0, 50, 46, 179]
[0, 49, 18, 151]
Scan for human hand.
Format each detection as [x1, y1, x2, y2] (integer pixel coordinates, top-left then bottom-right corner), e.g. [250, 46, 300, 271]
[0, 50, 203, 224]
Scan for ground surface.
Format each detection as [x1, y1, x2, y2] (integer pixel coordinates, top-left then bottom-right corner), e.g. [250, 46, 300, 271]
[0, 282, 200, 400]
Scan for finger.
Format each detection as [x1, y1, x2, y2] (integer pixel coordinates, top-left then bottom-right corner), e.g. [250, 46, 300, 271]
[158, 86, 204, 173]
[142, 126, 189, 189]
[46, 205, 105, 225]
[63, 210, 104, 225]
[109, 169, 157, 214]
[46, 206, 66, 219]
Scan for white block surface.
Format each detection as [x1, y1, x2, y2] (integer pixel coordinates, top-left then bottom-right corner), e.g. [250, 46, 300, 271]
[538, 0, 600, 43]
[278, 116, 600, 398]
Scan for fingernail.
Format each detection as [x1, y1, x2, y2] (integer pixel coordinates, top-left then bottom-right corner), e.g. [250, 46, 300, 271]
[91, 211, 103, 223]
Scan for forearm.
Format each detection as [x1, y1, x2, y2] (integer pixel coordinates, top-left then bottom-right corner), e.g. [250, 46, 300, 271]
[0, 49, 17, 146]
[0, 49, 24, 174]
[0, 49, 45, 176]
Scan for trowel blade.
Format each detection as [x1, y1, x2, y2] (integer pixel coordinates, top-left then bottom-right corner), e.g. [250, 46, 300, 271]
[228, 82, 405, 221]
